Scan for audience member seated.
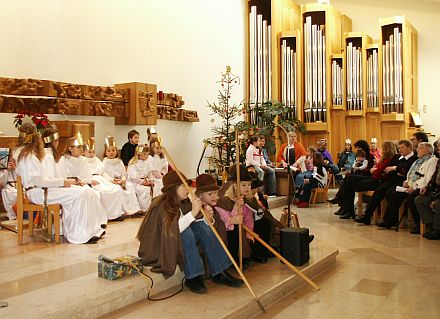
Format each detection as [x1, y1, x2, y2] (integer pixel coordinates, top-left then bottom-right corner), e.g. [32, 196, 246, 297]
[295, 146, 315, 187]
[377, 142, 437, 231]
[356, 140, 417, 225]
[338, 139, 356, 175]
[410, 131, 429, 154]
[277, 131, 307, 182]
[338, 141, 397, 219]
[295, 152, 328, 208]
[316, 139, 341, 179]
[245, 135, 277, 197]
[415, 156, 440, 239]
[330, 139, 375, 212]
[352, 150, 369, 175]
[259, 136, 275, 168]
[370, 137, 382, 164]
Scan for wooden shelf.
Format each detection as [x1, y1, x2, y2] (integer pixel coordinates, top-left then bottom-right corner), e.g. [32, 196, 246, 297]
[381, 113, 405, 122]
[305, 122, 328, 131]
[366, 107, 380, 113]
[347, 110, 363, 117]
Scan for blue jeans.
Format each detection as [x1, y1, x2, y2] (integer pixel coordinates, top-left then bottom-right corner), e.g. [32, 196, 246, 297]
[295, 171, 313, 187]
[181, 221, 232, 279]
[254, 166, 277, 195]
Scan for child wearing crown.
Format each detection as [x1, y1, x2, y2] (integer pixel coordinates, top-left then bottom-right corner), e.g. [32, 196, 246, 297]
[102, 136, 142, 215]
[127, 145, 153, 211]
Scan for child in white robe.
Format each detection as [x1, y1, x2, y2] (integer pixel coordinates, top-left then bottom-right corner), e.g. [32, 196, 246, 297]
[0, 143, 25, 220]
[127, 145, 153, 211]
[146, 141, 168, 198]
[101, 136, 142, 215]
[0, 161, 18, 220]
[16, 124, 105, 244]
[81, 138, 126, 221]
[57, 135, 123, 221]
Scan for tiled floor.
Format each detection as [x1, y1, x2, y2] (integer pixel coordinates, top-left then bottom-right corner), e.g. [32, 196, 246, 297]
[255, 189, 440, 319]
[1, 189, 439, 319]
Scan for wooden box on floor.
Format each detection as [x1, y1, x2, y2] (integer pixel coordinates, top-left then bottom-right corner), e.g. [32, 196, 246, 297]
[275, 169, 295, 196]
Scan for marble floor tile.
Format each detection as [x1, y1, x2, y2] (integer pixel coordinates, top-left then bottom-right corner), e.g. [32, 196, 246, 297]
[349, 279, 397, 297]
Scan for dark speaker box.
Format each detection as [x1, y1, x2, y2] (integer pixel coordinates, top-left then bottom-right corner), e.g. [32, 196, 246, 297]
[280, 227, 310, 266]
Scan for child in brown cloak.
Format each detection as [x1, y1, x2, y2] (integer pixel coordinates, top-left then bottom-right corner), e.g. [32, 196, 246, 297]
[137, 170, 243, 294]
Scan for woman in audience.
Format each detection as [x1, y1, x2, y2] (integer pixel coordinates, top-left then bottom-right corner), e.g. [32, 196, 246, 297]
[137, 170, 243, 294]
[338, 141, 397, 219]
[356, 140, 416, 225]
[295, 146, 315, 187]
[16, 123, 106, 244]
[295, 152, 328, 208]
[127, 145, 153, 211]
[330, 139, 375, 210]
[102, 136, 142, 215]
[338, 139, 356, 174]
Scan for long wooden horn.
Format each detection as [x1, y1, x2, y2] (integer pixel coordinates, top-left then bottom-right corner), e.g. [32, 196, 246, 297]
[160, 140, 265, 312]
[235, 128, 243, 271]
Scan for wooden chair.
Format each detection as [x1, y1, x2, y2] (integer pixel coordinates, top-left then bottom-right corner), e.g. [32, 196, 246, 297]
[327, 171, 336, 188]
[356, 190, 382, 222]
[16, 176, 62, 244]
[309, 181, 330, 206]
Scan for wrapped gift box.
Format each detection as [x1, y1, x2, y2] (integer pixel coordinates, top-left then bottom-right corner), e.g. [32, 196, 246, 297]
[97, 255, 143, 281]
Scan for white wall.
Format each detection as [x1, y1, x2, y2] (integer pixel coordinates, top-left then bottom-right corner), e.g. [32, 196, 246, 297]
[297, 0, 440, 138]
[1, 0, 439, 176]
[0, 0, 246, 176]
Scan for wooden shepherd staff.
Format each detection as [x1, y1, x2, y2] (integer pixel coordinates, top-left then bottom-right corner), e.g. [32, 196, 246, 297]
[232, 131, 319, 291]
[235, 129, 243, 270]
[160, 142, 265, 312]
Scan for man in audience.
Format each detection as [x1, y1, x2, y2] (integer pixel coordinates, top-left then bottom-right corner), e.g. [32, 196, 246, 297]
[377, 142, 437, 231]
[410, 131, 429, 154]
[415, 158, 440, 239]
[259, 136, 274, 168]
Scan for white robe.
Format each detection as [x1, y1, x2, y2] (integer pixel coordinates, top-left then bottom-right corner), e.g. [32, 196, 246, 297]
[146, 154, 168, 198]
[57, 155, 124, 220]
[102, 157, 141, 214]
[16, 153, 105, 244]
[1, 169, 17, 220]
[127, 159, 152, 211]
[0, 147, 23, 220]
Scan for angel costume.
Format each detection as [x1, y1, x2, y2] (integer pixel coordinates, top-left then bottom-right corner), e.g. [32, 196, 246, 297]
[146, 154, 168, 197]
[17, 153, 105, 244]
[127, 159, 152, 211]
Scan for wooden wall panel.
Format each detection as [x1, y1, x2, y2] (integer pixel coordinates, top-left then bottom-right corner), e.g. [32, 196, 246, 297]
[366, 113, 382, 144]
[346, 117, 366, 145]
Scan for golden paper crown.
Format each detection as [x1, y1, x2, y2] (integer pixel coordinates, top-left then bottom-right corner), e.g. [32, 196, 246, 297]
[371, 137, 378, 144]
[68, 132, 84, 147]
[148, 127, 157, 134]
[136, 145, 149, 153]
[345, 138, 352, 145]
[105, 135, 116, 148]
[43, 132, 59, 144]
[84, 137, 95, 151]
